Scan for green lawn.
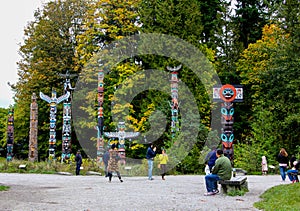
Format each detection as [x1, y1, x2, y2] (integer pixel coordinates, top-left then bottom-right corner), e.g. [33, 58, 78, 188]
[254, 183, 300, 211]
[0, 185, 10, 191]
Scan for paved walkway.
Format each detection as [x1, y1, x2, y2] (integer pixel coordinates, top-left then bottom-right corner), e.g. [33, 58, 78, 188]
[0, 173, 285, 211]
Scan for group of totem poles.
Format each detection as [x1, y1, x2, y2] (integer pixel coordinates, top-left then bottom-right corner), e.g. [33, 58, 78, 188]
[6, 65, 243, 166]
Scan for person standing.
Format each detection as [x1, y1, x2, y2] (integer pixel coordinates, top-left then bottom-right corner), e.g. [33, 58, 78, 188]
[159, 149, 168, 180]
[107, 144, 123, 183]
[146, 144, 156, 180]
[204, 149, 232, 196]
[205, 147, 218, 172]
[261, 156, 268, 175]
[75, 150, 82, 176]
[276, 148, 289, 182]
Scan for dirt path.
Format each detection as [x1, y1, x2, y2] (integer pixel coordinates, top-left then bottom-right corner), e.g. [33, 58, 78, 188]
[0, 173, 284, 211]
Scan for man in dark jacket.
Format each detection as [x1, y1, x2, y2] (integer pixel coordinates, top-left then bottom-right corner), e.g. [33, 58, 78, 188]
[204, 149, 232, 196]
[146, 144, 156, 180]
[75, 150, 82, 175]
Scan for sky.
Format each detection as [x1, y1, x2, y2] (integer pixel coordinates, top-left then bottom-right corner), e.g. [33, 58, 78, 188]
[0, 0, 49, 108]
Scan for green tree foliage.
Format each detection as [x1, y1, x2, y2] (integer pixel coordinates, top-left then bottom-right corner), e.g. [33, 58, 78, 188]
[12, 0, 89, 160]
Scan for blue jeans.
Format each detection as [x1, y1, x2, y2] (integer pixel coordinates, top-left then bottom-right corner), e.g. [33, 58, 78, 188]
[205, 174, 220, 192]
[287, 169, 299, 181]
[279, 166, 287, 181]
[147, 159, 154, 179]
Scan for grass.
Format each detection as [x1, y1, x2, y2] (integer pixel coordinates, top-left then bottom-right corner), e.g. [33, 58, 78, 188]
[0, 185, 10, 191]
[254, 183, 300, 211]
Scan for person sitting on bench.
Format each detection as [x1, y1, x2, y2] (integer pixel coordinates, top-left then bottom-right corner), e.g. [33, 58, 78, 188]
[204, 149, 232, 196]
[287, 160, 299, 183]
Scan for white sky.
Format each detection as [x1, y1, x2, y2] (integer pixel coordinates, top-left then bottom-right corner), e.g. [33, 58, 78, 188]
[0, 0, 49, 108]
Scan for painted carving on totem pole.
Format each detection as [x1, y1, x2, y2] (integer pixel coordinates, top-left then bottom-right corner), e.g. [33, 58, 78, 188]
[6, 109, 14, 161]
[59, 71, 76, 163]
[104, 122, 139, 165]
[40, 88, 70, 160]
[96, 69, 105, 163]
[213, 84, 243, 164]
[29, 93, 38, 162]
[167, 65, 181, 136]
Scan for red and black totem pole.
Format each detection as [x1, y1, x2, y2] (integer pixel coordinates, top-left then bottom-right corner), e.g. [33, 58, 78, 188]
[6, 109, 14, 161]
[213, 84, 243, 165]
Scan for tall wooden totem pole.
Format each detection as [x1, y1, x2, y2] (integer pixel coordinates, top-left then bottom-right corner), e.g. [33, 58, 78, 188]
[59, 71, 76, 163]
[40, 88, 70, 160]
[96, 69, 105, 163]
[28, 93, 38, 162]
[213, 84, 243, 164]
[6, 109, 14, 161]
[168, 65, 181, 136]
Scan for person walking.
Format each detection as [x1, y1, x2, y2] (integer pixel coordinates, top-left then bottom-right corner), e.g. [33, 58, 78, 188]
[276, 148, 289, 182]
[107, 144, 123, 183]
[261, 156, 268, 175]
[205, 147, 218, 172]
[103, 148, 110, 177]
[204, 149, 232, 196]
[158, 149, 169, 180]
[146, 144, 156, 180]
[75, 150, 82, 176]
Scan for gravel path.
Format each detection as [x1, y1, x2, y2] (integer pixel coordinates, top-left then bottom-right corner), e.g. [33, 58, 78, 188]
[0, 173, 284, 211]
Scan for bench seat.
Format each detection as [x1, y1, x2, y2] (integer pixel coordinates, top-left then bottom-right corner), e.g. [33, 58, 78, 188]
[218, 176, 248, 194]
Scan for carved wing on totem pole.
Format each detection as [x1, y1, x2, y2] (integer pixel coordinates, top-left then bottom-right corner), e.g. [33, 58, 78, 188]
[57, 92, 70, 104]
[167, 64, 182, 72]
[39, 92, 51, 103]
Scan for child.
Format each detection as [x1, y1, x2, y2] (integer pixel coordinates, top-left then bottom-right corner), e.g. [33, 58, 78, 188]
[261, 156, 268, 175]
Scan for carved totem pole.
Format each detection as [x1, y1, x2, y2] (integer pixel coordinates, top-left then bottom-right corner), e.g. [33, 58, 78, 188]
[213, 84, 243, 164]
[40, 88, 70, 160]
[104, 122, 139, 165]
[59, 71, 76, 163]
[28, 93, 38, 162]
[96, 69, 105, 163]
[6, 109, 14, 161]
[168, 65, 181, 136]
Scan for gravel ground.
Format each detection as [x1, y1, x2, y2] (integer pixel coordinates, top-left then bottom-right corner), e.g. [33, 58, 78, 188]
[0, 173, 284, 211]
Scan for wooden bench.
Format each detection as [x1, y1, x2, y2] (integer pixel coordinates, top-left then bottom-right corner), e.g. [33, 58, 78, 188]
[218, 176, 248, 194]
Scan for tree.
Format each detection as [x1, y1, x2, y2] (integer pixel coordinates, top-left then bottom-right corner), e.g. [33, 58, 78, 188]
[12, 0, 89, 160]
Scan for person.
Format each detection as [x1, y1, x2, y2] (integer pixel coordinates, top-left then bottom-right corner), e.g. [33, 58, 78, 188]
[103, 148, 110, 177]
[75, 150, 82, 176]
[287, 160, 299, 183]
[289, 155, 296, 168]
[205, 147, 218, 172]
[204, 149, 232, 196]
[276, 148, 289, 181]
[158, 149, 168, 180]
[107, 144, 123, 183]
[146, 144, 156, 180]
[261, 156, 268, 175]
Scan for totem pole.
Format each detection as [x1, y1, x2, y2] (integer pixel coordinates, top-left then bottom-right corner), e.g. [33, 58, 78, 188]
[96, 69, 105, 163]
[168, 65, 181, 136]
[59, 71, 76, 163]
[28, 93, 38, 162]
[6, 109, 14, 161]
[213, 84, 243, 165]
[40, 88, 70, 160]
[104, 122, 139, 165]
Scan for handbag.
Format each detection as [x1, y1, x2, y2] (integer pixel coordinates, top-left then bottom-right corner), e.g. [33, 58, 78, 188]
[157, 164, 161, 169]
